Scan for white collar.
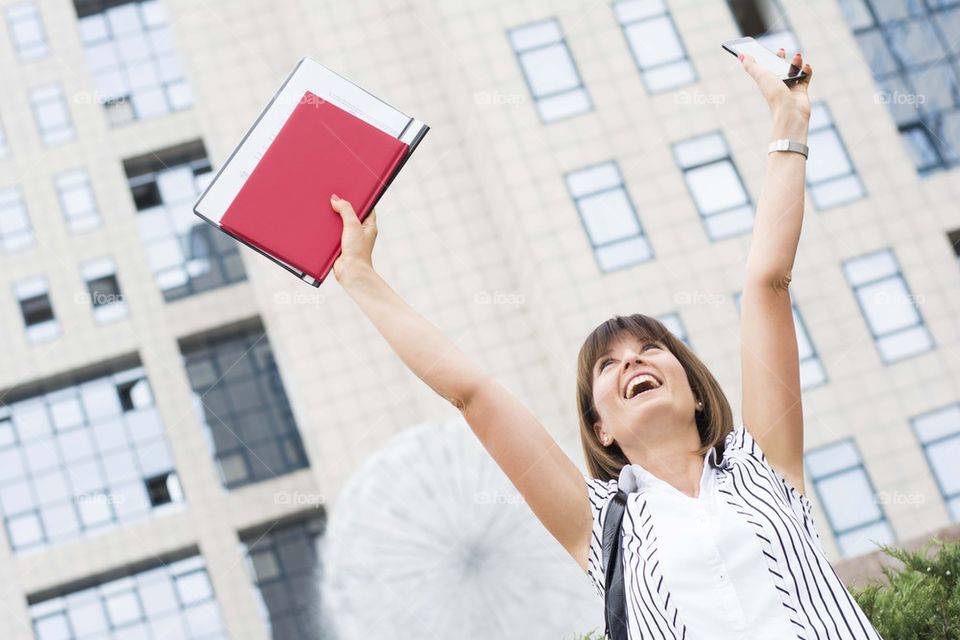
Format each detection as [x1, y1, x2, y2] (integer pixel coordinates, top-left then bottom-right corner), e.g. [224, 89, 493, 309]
[617, 444, 723, 495]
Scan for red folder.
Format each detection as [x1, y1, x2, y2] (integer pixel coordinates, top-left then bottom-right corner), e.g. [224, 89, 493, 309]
[220, 90, 409, 282]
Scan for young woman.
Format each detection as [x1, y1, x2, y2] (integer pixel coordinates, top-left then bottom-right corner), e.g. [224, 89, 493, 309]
[329, 48, 884, 639]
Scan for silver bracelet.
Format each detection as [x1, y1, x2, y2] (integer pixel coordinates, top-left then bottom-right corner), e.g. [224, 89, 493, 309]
[768, 139, 808, 158]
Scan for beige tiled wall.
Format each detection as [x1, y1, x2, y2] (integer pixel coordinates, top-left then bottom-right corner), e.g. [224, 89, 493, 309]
[0, 0, 957, 637]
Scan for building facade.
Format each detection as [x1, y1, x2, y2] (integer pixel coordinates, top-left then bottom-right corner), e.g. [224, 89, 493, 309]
[0, 0, 958, 638]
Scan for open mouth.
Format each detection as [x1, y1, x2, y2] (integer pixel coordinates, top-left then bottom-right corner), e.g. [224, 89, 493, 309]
[623, 373, 662, 399]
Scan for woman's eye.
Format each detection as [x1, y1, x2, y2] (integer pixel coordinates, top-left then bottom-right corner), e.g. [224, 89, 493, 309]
[599, 344, 659, 371]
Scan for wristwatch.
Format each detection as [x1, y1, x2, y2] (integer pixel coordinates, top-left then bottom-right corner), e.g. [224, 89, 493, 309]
[769, 139, 809, 159]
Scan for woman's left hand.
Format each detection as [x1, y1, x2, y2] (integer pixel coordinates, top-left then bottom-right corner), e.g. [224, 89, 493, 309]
[740, 48, 813, 122]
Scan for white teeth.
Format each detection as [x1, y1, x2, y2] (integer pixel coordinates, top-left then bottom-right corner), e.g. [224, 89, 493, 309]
[625, 374, 661, 399]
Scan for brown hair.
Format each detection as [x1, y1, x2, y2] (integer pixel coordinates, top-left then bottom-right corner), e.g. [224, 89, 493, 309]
[576, 314, 734, 481]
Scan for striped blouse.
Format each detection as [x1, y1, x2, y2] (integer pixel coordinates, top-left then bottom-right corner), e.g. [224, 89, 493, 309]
[584, 422, 884, 640]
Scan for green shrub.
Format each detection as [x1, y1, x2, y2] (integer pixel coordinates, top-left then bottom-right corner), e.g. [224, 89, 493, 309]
[850, 535, 960, 640]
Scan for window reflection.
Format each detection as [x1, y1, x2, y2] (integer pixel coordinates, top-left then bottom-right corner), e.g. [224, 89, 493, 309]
[842, 248, 934, 363]
[29, 553, 227, 639]
[0, 359, 183, 553]
[508, 18, 592, 122]
[179, 321, 308, 489]
[673, 131, 754, 240]
[838, 0, 960, 174]
[806, 439, 895, 557]
[123, 140, 246, 301]
[615, 0, 696, 92]
[74, 0, 193, 125]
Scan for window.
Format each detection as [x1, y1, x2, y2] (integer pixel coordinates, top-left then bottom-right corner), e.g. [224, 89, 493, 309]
[565, 161, 652, 272]
[0, 359, 183, 553]
[790, 304, 827, 389]
[81, 256, 127, 323]
[180, 321, 308, 489]
[14, 276, 58, 343]
[55, 168, 101, 233]
[949, 228, 960, 267]
[74, 0, 194, 125]
[843, 248, 933, 363]
[242, 516, 334, 638]
[733, 291, 827, 389]
[508, 18, 591, 122]
[614, 0, 696, 92]
[29, 553, 227, 639]
[656, 312, 690, 348]
[806, 102, 865, 209]
[30, 84, 75, 146]
[837, 0, 960, 174]
[673, 132, 753, 240]
[123, 140, 246, 301]
[5, 2, 48, 60]
[0, 185, 34, 251]
[912, 403, 960, 521]
[725, 0, 799, 53]
[806, 439, 895, 557]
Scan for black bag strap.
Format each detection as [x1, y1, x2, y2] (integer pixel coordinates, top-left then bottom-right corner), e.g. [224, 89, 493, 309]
[602, 489, 629, 640]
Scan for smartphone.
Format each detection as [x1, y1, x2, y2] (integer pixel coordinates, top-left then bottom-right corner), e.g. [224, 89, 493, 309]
[721, 37, 806, 84]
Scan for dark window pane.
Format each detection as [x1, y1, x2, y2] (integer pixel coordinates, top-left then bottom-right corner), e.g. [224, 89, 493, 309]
[20, 294, 55, 326]
[180, 322, 308, 489]
[131, 182, 161, 210]
[145, 472, 174, 506]
[901, 124, 942, 171]
[242, 517, 331, 639]
[87, 274, 121, 308]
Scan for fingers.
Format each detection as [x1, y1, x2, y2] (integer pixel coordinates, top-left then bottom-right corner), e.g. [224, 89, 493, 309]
[330, 193, 360, 228]
[779, 49, 813, 86]
[788, 50, 812, 86]
[362, 208, 378, 233]
[739, 53, 764, 82]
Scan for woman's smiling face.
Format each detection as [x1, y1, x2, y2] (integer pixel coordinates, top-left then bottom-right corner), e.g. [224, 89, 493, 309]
[591, 332, 699, 447]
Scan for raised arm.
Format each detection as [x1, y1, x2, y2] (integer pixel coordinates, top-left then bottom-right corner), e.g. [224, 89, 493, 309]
[330, 195, 593, 567]
[738, 50, 814, 495]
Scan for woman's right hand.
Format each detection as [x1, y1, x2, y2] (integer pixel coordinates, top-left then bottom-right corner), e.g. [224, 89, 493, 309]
[330, 194, 377, 285]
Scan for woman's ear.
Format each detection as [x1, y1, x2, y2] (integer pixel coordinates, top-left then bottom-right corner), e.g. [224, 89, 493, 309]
[594, 422, 609, 446]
